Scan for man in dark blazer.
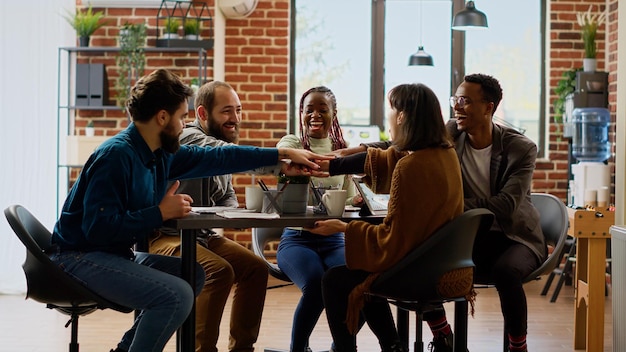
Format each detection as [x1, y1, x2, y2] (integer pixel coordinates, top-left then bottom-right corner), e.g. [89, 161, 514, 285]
[444, 73, 545, 352]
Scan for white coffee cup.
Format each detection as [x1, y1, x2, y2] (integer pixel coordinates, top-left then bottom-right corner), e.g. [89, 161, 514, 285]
[321, 189, 348, 217]
[245, 186, 264, 212]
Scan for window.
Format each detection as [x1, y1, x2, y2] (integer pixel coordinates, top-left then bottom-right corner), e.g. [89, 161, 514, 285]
[292, 1, 372, 130]
[291, 0, 545, 154]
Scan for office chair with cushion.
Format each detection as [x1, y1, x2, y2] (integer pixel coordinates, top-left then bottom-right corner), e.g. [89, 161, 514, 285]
[474, 192, 570, 352]
[368, 208, 495, 352]
[4, 205, 133, 352]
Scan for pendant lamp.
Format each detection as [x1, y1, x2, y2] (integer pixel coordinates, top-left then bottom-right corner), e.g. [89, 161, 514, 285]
[452, 1, 488, 31]
[408, 0, 434, 66]
[409, 47, 434, 66]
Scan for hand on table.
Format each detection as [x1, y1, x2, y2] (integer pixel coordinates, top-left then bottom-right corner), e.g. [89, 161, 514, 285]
[159, 181, 194, 220]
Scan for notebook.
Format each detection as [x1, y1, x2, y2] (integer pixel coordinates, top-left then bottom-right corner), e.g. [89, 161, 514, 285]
[352, 177, 389, 216]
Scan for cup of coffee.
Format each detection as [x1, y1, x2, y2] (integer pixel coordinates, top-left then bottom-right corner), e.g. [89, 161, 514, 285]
[245, 186, 264, 212]
[321, 189, 347, 217]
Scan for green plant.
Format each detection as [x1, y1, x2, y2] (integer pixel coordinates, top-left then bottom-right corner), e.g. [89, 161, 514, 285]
[86, 120, 94, 128]
[576, 5, 606, 59]
[115, 22, 147, 108]
[165, 18, 180, 34]
[553, 68, 582, 124]
[183, 19, 200, 36]
[63, 5, 107, 37]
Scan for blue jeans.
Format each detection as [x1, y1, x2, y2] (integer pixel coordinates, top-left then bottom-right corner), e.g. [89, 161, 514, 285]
[276, 228, 345, 352]
[50, 250, 204, 352]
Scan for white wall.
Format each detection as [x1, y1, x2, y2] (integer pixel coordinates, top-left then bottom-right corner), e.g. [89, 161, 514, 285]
[0, 0, 74, 294]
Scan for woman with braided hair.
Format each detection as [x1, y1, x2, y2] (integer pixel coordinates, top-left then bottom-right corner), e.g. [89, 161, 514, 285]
[276, 86, 357, 352]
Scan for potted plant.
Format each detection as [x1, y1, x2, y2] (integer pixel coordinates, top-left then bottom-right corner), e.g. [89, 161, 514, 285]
[115, 22, 147, 108]
[163, 18, 180, 39]
[277, 175, 311, 214]
[85, 120, 95, 137]
[576, 5, 606, 72]
[183, 19, 201, 40]
[63, 5, 107, 47]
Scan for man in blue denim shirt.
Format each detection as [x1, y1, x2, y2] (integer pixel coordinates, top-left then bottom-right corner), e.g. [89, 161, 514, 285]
[50, 68, 328, 352]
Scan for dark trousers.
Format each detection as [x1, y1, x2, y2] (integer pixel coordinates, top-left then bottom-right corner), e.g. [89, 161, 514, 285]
[472, 231, 541, 336]
[321, 265, 400, 352]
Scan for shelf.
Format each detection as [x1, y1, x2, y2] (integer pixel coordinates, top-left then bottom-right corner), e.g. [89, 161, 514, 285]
[156, 39, 214, 49]
[60, 105, 122, 110]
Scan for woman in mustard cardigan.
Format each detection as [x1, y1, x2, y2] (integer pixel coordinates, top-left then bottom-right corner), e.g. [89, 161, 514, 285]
[308, 83, 464, 352]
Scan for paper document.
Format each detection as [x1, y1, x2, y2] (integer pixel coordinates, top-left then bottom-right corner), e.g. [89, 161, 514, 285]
[192, 207, 251, 214]
[217, 211, 280, 219]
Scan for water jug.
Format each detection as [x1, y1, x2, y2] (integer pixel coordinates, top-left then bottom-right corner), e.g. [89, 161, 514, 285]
[571, 107, 611, 162]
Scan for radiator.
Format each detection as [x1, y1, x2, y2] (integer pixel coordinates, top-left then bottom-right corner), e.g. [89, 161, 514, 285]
[610, 225, 626, 351]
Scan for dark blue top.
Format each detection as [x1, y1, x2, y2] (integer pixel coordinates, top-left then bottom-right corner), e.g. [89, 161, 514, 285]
[52, 123, 278, 255]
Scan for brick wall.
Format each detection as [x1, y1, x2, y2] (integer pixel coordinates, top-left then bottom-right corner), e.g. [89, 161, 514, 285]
[540, 0, 615, 203]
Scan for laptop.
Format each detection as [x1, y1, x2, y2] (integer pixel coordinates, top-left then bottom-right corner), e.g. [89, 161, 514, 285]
[352, 177, 389, 216]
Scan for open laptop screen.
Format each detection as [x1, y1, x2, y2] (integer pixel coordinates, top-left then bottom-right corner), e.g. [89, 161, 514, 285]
[353, 177, 389, 216]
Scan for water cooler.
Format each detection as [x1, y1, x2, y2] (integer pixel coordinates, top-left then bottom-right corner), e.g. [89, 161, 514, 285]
[570, 107, 611, 206]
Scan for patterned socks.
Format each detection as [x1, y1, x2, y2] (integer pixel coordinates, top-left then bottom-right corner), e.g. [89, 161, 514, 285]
[427, 316, 452, 338]
[508, 333, 528, 351]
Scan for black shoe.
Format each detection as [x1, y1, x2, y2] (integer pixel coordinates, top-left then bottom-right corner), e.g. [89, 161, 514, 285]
[382, 342, 408, 352]
[110, 348, 126, 352]
[428, 333, 453, 352]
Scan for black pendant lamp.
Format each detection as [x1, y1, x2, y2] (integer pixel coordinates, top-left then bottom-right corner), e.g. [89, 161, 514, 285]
[408, 0, 434, 66]
[452, 1, 488, 31]
[409, 46, 434, 66]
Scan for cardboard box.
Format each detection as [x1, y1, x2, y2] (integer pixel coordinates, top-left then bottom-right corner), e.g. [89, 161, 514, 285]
[66, 136, 109, 166]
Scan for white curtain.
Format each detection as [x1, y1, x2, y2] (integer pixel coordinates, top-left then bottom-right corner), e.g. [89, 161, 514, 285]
[0, 0, 75, 294]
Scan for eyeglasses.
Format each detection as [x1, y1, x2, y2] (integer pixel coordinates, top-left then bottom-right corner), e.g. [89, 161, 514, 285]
[449, 96, 471, 109]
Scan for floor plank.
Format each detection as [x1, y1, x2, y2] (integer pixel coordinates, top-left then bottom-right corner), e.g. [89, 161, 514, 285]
[0, 277, 612, 351]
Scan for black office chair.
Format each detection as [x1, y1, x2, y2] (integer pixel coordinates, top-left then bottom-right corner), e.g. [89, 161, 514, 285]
[368, 208, 495, 352]
[474, 193, 570, 352]
[4, 205, 133, 352]
[540, 236, 576, 302]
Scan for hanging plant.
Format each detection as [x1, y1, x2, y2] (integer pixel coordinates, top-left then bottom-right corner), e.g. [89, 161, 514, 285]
[115, 22, 147, 108]
[553, 68, 582, 124]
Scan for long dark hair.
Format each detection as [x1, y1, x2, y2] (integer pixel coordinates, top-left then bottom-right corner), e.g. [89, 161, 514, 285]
[298, 86, 347, 151]
[388, 83, 452, 151]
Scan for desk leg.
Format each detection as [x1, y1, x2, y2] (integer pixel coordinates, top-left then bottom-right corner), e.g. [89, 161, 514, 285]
[179, 229, 196, 352]
[586, 238, 606, 352]
[574, 238, 588, 349]
[573, 237, 607, 352]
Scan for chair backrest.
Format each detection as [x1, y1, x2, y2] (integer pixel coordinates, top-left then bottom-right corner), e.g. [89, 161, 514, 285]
[4, 205, 132, 313]
[251, 227, 292, 282]
[524, 193, 569, 282]
[370, 208, 495, 302]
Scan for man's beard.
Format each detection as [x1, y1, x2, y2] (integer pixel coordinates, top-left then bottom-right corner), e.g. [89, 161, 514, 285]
[208, 115, 239, 144]
[160, 124, 181, 153]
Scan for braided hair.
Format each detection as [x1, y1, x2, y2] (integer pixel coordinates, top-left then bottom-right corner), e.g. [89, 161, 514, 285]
[298, 86, 347, 151]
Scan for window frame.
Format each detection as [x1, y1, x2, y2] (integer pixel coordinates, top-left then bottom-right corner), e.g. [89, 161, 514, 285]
[289, 0, 547, 157]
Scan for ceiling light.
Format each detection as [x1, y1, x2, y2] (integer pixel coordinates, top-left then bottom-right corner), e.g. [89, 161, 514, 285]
[452, 1, 488, 31]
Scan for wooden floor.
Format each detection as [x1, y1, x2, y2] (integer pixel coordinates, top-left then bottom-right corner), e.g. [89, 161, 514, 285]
[0, 277, 612, 352]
